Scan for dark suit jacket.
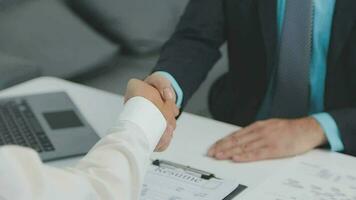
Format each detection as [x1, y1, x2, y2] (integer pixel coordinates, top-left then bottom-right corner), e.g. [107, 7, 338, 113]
[154, 0, 356, 156]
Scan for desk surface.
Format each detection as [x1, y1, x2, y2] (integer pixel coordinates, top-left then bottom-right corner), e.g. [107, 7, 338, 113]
[1, 77, 356, 198]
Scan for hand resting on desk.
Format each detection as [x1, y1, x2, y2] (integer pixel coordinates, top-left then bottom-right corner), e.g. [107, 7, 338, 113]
[208, 117, 327, 163]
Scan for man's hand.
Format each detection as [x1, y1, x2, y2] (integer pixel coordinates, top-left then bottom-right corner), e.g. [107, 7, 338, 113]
[145, 72, 177, 103]
[208, 118, 327, 162]
[125, 79, 179, 151]
[144, 72, 179, 151]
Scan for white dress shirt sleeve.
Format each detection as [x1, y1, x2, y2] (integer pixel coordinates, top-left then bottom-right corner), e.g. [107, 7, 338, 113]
[0, 96, 166, 200]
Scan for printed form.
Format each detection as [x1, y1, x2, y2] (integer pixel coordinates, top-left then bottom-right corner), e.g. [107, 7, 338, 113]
[242, 155, 356, 200]
[140, 162, 244, 200]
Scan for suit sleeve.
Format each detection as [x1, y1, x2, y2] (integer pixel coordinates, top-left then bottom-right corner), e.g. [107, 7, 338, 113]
[154, 0, 226, 108]
[0, 97, 166, 200]
[328, 109, 356, 156]
[327, 24, 356, 156]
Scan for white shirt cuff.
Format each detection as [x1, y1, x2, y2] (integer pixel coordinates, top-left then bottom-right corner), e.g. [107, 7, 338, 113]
[117, 97, 166, 151]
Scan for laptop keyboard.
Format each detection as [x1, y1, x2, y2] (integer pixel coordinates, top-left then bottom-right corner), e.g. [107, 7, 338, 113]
[0, 99, 55, 152]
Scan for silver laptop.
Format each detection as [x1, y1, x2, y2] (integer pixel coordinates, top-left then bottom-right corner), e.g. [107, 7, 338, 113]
[0, 92, 100, 161]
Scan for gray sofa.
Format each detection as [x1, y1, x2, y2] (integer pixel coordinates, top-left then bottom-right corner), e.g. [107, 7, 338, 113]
[0, 0, 228, 117]
[0, 0, 119, 82]
[0, 0, 188, 85]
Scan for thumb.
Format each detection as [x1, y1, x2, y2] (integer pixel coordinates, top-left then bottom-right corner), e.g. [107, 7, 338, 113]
[162, 87, 176, 102]
[145, 73, 177, 102]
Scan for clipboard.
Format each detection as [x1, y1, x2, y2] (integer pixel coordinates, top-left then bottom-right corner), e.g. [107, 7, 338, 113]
[140, 159, 247, 200]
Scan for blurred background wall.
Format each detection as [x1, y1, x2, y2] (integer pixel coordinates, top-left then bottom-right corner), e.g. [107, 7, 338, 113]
[0, 0, 228, 118]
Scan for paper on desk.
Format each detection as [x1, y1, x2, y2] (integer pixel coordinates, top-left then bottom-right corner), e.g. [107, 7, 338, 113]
[242, 156, 356, 200]
[140, 164, 241, 200]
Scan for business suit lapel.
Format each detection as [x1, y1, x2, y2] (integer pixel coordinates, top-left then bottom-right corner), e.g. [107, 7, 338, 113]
[258, 0, 278, 71]
[328, 0, 355, 67]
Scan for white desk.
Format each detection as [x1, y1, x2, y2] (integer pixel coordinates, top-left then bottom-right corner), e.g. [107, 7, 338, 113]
[1, 77, 356, 197]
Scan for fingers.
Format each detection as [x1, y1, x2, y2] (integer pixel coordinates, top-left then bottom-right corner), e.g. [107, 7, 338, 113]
[162, 87, 176, 102]
[243, 139, 267, 152]
[155, 125, 174, 152]
[232, 147, 271, 163]
[208, 134, 236, 156]
[165, 98, 179, 117]
[155, 103, 177, 152]
[214, 139, 268, 160]
[145, 73, 179, 117]
[124, 78, 164, 106]
[155, 101, 176, 152]
[145, 73, 177, 102]
[208, 123, 262, 157]
[154, 111, 176, 152]
[214, 145, 244, 160]
[208, 120, 278, 162]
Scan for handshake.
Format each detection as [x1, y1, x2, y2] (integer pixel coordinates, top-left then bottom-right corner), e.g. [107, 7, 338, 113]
[125, 72, 179, 152]
[125, 73, 328, 163]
